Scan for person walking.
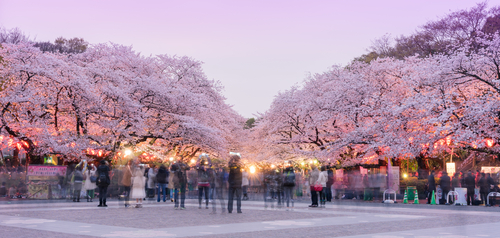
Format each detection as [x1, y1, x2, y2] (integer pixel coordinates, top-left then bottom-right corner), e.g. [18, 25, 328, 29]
[130, 165, 146, 208]
[197, 155, 212, 209]
[156, 164, 169, 203]
[227, 154, 243, 213]
[308, 165, 320, 207]
[73, 166, 84, 202]
[96, 160, 111, 207]
[83, 164, 97, 202]
[326, 167, 334, 202]
[282, 166, 295, 210]
[465, 171, 476, 206]
[121, 161, 132, 207]
[427, 170, 436, 204]
[317, 166, 328, 208]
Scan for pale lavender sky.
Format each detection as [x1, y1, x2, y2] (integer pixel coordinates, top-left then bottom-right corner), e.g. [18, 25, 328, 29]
[1, 0, 499, 118]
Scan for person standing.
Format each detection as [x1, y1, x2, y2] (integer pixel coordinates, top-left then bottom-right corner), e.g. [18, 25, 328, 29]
[227, 154, 243, 213]
[197, 155, 212, 209]
[96, 160, 111, 207]
[172, 161, 189, 210]
[479, 173, 489, 205]
[440, 171, 451, 204]
[147, 165, 157, 199]
[282, 166, 295, 210]
[130, 165, 146, 208]
[121, 162, 132, 207]
[156, 164, 169, 203]
[317, 166, 328, 208]
[83, 164, 97, 202]
[465, 171, 476, 206]
[308, 165, 320, 207]
[326, 167, 334, 202]
[73, 166, 84, 202]
[211, 166, 226, 214]
[427, 170, 436, 204]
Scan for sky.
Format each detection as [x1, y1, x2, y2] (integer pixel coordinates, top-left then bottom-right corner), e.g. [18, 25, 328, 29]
[1, 0, 499, 118]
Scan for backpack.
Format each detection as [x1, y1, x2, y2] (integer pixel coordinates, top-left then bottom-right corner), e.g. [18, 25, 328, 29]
[199, 169, 209, 183]
[97, 172, 109, 186]
[283, 171, 295, 186]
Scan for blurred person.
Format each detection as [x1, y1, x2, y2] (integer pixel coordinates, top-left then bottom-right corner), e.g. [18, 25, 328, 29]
[156, 164, 169, 203]
[452, 173, 460, 190]
[227, 154, 243, 213]
[8, 185, 15, 198]
[83, 164, 97, 202]
[440, 171, 450, 204]
[197, 155, 212, 209]
[211, 166, 226, 214]
[308, 165, 320, 207]
[96, 160, 111, 207]
[479, 173, 489, 205]
[131, 165, 146, 208]
[242, 169, 249, 200]
[121, 161, 132, 207]
[465, 171, 476, 206]
[282, 166, 295, 210]
[427, 170, 436, 204]
[353, 171, 364, 200]
[146, 165, 157, 199]
[172, 160, 189, 210]
[265, 169, 280, 209]
[0, 182, 7, 197]
[317, 166, 328, 207]
[326, 167, 334, 202]
[72, 166, 84, 202]
[488, 173, 497, 206]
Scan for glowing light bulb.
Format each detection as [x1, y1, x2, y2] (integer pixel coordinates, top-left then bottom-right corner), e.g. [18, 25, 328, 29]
[250, 165, 256, 174]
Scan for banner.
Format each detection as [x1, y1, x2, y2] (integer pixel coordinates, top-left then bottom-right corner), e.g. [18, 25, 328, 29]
[481, 167, 500, 174]
[28, 166, 67, 177]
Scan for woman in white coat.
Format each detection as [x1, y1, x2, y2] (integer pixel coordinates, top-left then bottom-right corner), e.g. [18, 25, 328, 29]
[316, 166, 328, 208]
[130, 165, 146, 208]
[83, 164, 97, 202]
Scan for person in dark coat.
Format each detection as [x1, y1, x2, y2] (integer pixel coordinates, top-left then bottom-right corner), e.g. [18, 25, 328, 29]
[326, 167, 334, 202]
[440, 171, 451, 204]
[464, 171, 476, 206]
[487, 173, 497, 205]
[227, 154, 242, 213]
[427, 170, 436, 204]
[96, 160, 111, 207]
[478, 173, 489, 205]
[451, 173, 460, 190]
[156, 165, 169, 202]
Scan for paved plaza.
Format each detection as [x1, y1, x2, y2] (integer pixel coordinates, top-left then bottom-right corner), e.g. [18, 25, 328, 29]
[0, 199, 500, 238]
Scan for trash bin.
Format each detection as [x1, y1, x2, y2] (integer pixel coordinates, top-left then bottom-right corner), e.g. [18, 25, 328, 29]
[407, 186, 416, 201]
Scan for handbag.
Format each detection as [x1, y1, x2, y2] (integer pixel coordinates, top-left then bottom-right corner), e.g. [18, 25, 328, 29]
[313, 183, 323, 192]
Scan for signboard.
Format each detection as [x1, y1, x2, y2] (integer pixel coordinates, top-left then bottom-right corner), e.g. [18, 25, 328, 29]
[446, 163, 455, 176]
[481, 167, 500, 174]
[455, 188, 467, 205]
[28, 166, 67, 181]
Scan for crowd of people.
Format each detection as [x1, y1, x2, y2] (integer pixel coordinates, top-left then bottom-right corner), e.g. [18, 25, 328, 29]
[426, 170, 500, 206]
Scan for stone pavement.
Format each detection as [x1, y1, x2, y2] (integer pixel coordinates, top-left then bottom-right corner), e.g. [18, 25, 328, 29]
[0, 199, 500, 237]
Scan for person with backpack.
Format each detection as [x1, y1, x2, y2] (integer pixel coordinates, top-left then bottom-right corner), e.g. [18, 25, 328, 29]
[156, 164, 169, 203]
[197, 154, 212, 209]
[96, 160, 111, 207]
[227, 154, 243, 213]
[282, 166, 295, 210]
[83, 164, 97, 202]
